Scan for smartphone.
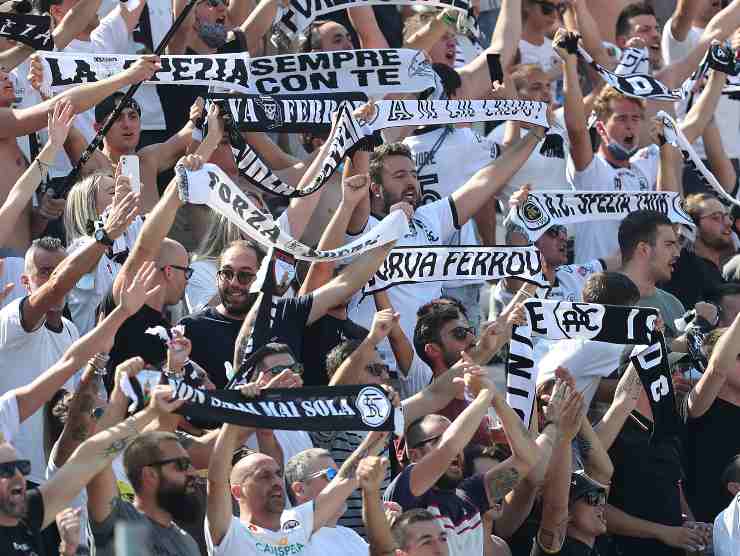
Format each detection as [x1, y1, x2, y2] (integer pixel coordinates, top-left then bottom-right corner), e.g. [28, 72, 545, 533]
[487, 53, 503, 84]
[120, 154, 140, 194]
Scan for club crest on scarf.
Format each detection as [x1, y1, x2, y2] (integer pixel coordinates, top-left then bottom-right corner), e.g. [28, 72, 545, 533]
[520, 195, 551, 231]
[554, 301, 605, 340]
[356, 386, 392, 428]
[255, 95, 284, 129]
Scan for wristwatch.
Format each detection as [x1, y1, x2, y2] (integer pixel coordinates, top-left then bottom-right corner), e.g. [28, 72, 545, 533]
[94, 227, 114, 247]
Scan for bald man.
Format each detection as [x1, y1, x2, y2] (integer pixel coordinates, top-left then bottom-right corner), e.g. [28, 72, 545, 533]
[205, 389, 389, 556]
[105, 155, 201, 378]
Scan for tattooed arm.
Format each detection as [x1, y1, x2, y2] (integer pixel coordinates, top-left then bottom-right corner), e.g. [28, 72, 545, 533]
[38, 385, 182, 529]
[577, 415, 614, 485]
[483, 392, 540, 504]
[50, 358, 102, 468]
[594, 363, 643, 451]
[313, 431, 389, 533]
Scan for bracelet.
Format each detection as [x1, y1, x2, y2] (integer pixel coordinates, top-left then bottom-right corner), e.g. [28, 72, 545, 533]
[36, 158, 51, 180]
[439, 11, 457, 27]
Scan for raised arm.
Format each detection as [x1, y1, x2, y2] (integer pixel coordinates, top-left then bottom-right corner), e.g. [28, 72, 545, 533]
[680, 70, 727, 144]
[577, 414, 614, 485]
[140, 103, 198, 174]
[653, 119, 681, 194]
[408, 368, 494, 496]
[373, 291, 414, 374]
[22, 188, 139, 331]
[238, 0, 280, 57]
[52, 0, 103, 49]
[403, 9, 457, 52]
[360, 456, 395, 556]
[668, 0, 701, 43]
[702, 121, 737, 191]
[0, 100, 74, 246]
[564, 0, 610, 69]
[594, 362, 642, 450]
[40, 385, 183, 529]
[348, 6, 389, 49]
[554, 29, 592, 171]
[451, 129, 543, 226]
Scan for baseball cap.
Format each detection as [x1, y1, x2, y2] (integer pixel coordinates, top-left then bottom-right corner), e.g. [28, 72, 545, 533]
[569, 470, 607, 505]
[95, 92, 141, 124]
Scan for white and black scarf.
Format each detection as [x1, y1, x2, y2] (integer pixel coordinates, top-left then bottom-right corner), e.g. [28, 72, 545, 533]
[0, 12, 52, 50]
[507, 299, 658, 426]
[363, 245, 546, 295]
[507, 190, 694, 241]
[177, 162, 408, 261]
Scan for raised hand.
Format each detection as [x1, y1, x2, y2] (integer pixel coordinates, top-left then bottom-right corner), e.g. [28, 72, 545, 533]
[341, 173, 371, 208]
[148, 384, 184, 415]
[357, 455, 388, 491]
[189, 96, 205, 126]
[48, 99, 75, 151]
[258, 368, 303, 389]
[177, 153, 205, 172]
[205, 102, 224, 143]
[508, 184, 531, 209]
[553, 28, 579, 61]
[126, 55, 161, 84]
[27, 54, 44, 93]
[558, 387, 584, 441]
[166, 327, 192, 374]
[353, 100, 377, 125]
[389, 201, 414, 220]
[37, 192, 66, 221]
[369, 308, 401, 343]
[56, 507, 81, 556]
[543, 378, 569, 427]
[454, 351, 494, 398]
[119, 261, 162, 316]
[103, 187, 139, 240]
[114, 356, 146, 393]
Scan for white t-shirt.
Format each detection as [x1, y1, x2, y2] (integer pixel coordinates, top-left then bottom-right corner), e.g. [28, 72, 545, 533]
[245, 430, 313, 469]
[454, 34, 483, 69]
[185, 259, 218, 315]
[0, 256, 24, 310]
[518, 37, 560, 97]
[205, 501, 315, 556]
[0, 391, 21, 445]
[347, 199, 459, 366]
[713, 493, 740, 556]
[403, 126, 499, 288]
[0, 297, 80, 483]
[398, 354, 434, 400]
[567, 148, 659, 263]
[661, 17, 740, 159]
[488, 109, 571, 205]
[303, 525, 368, 556]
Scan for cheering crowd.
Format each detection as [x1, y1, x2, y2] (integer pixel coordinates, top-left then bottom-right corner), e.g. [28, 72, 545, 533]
[3, 0, 740, 554]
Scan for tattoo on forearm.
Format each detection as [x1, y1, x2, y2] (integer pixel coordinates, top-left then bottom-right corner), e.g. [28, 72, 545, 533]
[579, 436, 592, 460]
[339, 449, 368, 480]
[102, 434, 135, 458]
[487, 467, 521, 501]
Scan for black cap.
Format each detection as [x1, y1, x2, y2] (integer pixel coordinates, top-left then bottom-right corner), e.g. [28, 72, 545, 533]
[94, 92, 141, 124]
[569, 470, 606, 505]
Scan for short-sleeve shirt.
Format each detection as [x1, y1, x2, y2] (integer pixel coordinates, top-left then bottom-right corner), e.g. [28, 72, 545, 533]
[638, 288, 685, 340]
[91, 497, 200, 556]
[661, 249, 725, 309]
[303, 525, 368, 556]
[713, 493, 740, 556]
[384, 464, 489, 556]
[205, 502, 314, 556]
[567, 149, 659, 263]
[300, 315, 368, 387]
[0, 488, 44, 555]
[261, 294, 314, 359]
[0, 392, 20, 445]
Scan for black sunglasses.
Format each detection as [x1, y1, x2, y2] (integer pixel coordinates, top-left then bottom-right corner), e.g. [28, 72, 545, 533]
[163, 265, 194, 280]
[582, 491, 607, 506]
[0, 459, 31, 479]
[366, 362, 390, 377]
[412, 435, 441, 450]
[545, 225, 567, 238]
[201, 0, 226, 6]
[147, 457, 193, 472]
[264, 363, 304, 377]
[533, 0, 566, 15]
[217, 268, 255, 286]
[449, 326, 476, 341]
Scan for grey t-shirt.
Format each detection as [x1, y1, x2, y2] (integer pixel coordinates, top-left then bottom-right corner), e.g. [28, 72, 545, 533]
[639, 288, 685, 340]
[90, 497, 200, 556]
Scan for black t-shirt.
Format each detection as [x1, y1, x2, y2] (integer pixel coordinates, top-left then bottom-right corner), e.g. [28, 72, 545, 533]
[531, 535, 599, 556]
[179, 307, 243, 389]
[159, 38, 245, 136]
[99, 291, 169, 390]
[607, 412, 684, 556]
[301, 315, 368, 386]
[661, 249, 725, 308]
[686, 397, 740, 522]
[0, 488, 45, 555]
[259, 294, 314, 361]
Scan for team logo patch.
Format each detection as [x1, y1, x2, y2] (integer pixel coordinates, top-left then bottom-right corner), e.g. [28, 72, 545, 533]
[520, 195, 551, 231]
[355, 386, 392, 428]
[282, 520, 301, 532]
[255, 96, 284, 129]
[554, 301, 605, 340]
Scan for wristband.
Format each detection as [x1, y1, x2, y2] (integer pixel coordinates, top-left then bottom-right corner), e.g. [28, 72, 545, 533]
[438, 10, 457, 27]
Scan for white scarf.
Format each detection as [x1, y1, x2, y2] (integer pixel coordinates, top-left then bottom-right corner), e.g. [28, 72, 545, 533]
[178, 163, 408, 261]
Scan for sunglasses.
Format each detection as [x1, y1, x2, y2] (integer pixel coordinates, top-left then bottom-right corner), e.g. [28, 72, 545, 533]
[449, 326, 476, 341]
[306, 467, 338, 481]
[264, 363, 304, 377]
[544, 225, 568, 238]
[163, 265, 194, 280]
[201, 0, 226, 6]
[582, 491, 607, 506]
[412, 435, 441, 450]
[147, 457, 193, 472]
[532, 0, 566, 15]
[366, 362, 390, 377]
[217, 268, 256, 286]
[0, 459, 31, 479]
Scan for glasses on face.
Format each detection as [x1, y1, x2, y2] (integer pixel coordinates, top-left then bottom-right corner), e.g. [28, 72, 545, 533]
[699, 211, 730, 223]
[366, 362, 390, 377]
[147, 457, 193, 472]
[305, 467, 338, 482]
[201, 0, 226, 6]
[582, 491, 607, 506]
[544, 225, 568, 238]
[448, 326, 476, 341]
[163, 265, 194, 280]
[0, 460, 31, 479]
[412, 435, 441, 450]
[217, 268, 255, 286]
[264, 363, 304, 377]
[532, 0, 566, 15]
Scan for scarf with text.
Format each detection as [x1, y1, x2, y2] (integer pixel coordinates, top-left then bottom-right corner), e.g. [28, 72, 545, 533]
[507, 190, 694, 241]
[508, 299, 658, 426]
[0, 12, 52, 50]
[274, 0, 469, 37]
[177, 162, 407, 261]
[173, 382, 403, 432]
[631, 338, 680, 439]
[658, 111, 740, 208]
[363, 245, 546, 295]
[614, 47, 650, 76]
